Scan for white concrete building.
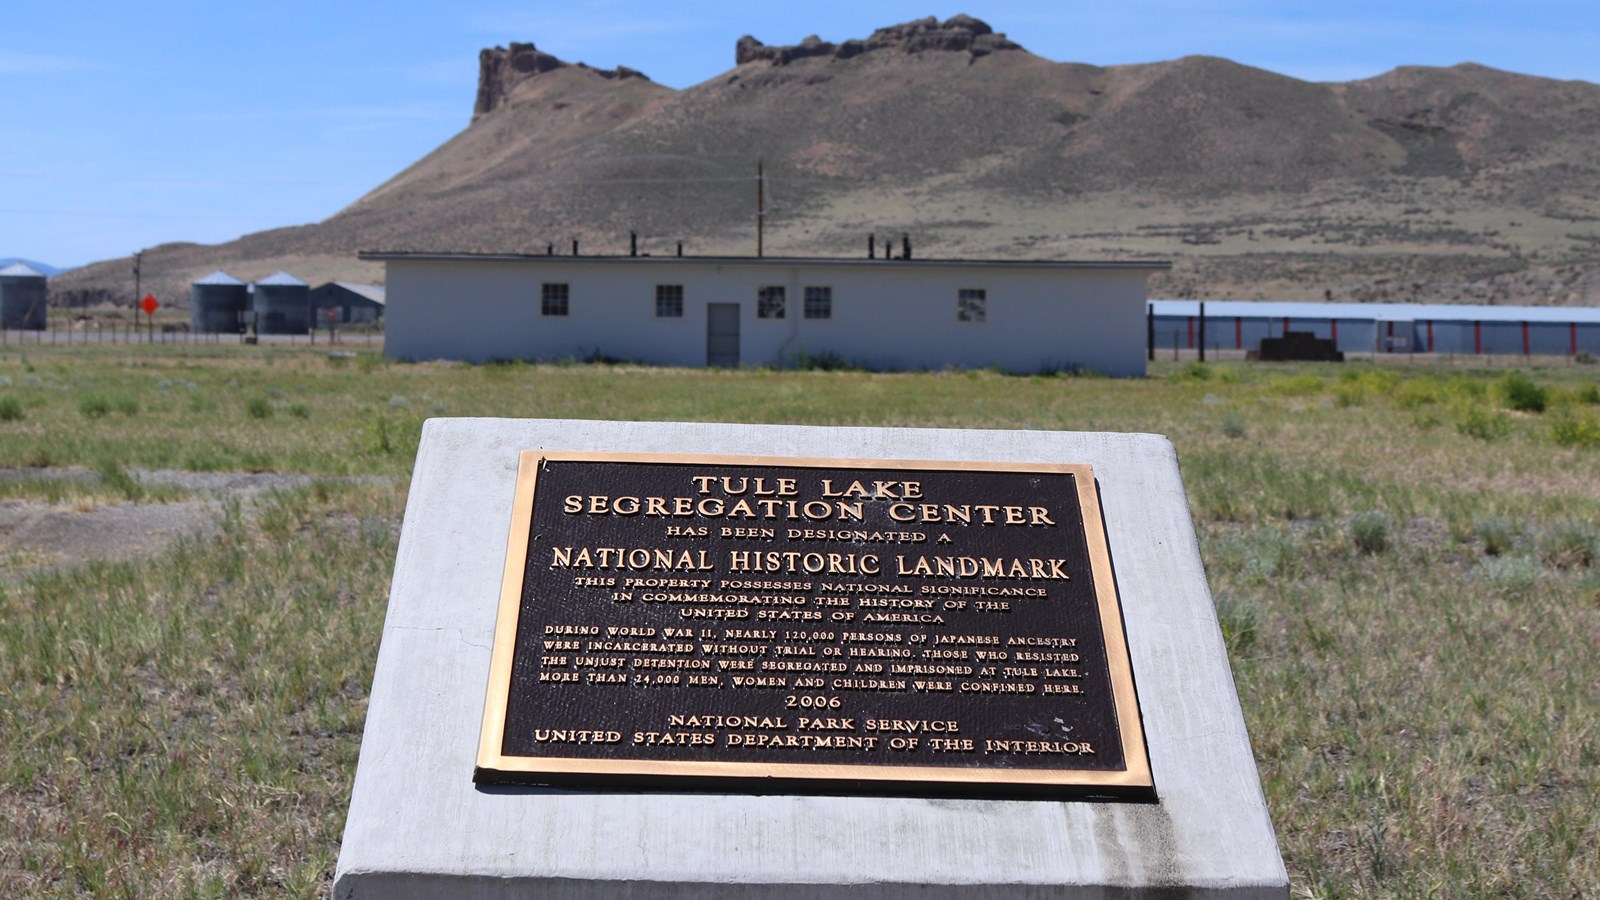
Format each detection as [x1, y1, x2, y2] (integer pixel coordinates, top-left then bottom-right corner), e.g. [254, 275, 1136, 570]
[362, 253, 1168, 376]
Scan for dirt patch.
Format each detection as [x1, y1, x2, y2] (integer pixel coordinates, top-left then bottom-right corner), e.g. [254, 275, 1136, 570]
[0, 468, 394, 583]
[0, 497, 224, 575]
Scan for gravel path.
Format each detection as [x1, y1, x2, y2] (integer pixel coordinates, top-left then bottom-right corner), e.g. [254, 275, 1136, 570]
[0, 467, 397, 582]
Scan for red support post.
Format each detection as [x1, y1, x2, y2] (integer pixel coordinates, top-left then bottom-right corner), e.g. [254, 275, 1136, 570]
[1235, 317, 1242, 349]
[1187, 317, 1194, 350]
[1474, 321, 1482, 355]
[1522, 322, 1530, 358]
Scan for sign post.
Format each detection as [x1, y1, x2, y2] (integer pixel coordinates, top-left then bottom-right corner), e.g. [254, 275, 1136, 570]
[139, 294, 159, 343]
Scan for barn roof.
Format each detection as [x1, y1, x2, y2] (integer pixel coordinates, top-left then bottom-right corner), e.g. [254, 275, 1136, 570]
[193, 270, 245, 286]
[0, 262, 46, 278]
[326, 282, 386, 304]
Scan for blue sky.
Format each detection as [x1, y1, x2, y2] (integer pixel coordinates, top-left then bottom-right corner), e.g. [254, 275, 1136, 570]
[4, 1, 1597, 270]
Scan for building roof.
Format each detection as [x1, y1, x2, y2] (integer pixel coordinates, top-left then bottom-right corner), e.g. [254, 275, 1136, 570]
[357, 250, 1171, 272]
[193, 270, 245, 286]
[0, 262, 46, 278]
[1151, 299, 1600, 325]
[323, 282, 386, 304]
[255, 271, 308, 287]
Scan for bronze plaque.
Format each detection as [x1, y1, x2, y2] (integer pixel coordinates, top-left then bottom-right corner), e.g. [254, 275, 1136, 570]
[476, 452, 1152, 799]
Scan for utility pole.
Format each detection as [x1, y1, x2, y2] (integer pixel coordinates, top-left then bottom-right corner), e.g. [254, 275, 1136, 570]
[133, 251, 145, 342]
[756, 160, 765, 258]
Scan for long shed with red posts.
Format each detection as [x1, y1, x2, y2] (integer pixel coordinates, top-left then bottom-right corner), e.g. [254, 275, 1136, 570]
[1150, 300, 1600, 359]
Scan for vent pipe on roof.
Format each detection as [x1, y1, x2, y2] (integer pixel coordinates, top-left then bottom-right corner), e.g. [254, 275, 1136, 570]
[868, 234, 875, 259]
[902, 234, 912, 261]
[572, 239, 579, 256]
[547, 243, 554, 255]
[630, 231, 638, 257]
[676, 241, 683, 258]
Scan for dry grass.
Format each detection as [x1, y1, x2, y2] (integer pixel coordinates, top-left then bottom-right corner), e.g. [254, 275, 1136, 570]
[1, 343, 1597, 896]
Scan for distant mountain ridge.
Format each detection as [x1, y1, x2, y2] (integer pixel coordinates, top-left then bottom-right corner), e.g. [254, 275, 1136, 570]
[52, 15, 1600, 308]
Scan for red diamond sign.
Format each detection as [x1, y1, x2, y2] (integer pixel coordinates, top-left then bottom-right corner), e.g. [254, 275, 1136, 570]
[139, 294, 159, 316]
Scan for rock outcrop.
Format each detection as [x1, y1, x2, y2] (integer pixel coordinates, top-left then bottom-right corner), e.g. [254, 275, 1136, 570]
[46, 16, 1600, 309]
[736, 15, 1019, 67]
[474, 43, 650, 119]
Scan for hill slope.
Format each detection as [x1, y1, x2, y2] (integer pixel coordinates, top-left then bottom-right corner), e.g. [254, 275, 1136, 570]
[52, 15, 1600, 308]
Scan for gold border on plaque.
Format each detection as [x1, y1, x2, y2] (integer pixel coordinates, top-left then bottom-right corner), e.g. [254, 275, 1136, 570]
[476, 451, 1152, 795]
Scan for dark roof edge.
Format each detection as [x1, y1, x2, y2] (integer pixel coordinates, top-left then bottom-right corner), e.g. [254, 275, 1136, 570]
[357, 250, 1172, 271]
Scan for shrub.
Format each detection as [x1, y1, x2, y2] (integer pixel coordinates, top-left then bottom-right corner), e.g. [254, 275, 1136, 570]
[794, 351, 860, 372]
[0, 395, 22, 422]
[1444, 376, 1487, 401]
[289, 404, 311, 419]
[1498, 371, 1548, 413]
[1333, 382, 1366, 408]
[1472, 516, 1516, 556]
[1269, 373, 1324, 397]
[1349, 510, 1393, 554]
[1476, 555, 1542, 596]
[1394, 378, 1447, 409]
[1575, 383, 1600, 404]
[1220, 413, 1248, 439]
[1409, 409, 1442, 430]
[246, 397, 273, 419]
[1541, 522, 1598, 569]
[1340, 368, 1399, 394]
[78, 394, 112, 418]
[1454, 403, 1510, 440]
[1550, 414, 1600, 448]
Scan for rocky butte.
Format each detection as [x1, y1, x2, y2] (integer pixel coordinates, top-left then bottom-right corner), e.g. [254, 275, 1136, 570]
[49, 14, 1600, 309]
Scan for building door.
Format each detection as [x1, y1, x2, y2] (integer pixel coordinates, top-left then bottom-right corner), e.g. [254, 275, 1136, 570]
[707, 303, 740, 367]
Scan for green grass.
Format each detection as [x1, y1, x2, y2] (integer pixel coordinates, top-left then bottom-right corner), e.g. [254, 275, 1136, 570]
[0, 344, 1596, 897]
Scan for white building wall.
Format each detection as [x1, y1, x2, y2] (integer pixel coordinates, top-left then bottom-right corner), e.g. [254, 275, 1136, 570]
[383, 258, 1152, 376]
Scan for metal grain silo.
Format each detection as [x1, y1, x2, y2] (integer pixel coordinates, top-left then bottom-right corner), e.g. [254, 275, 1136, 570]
[252, 271, 310, 335]
[189, 270, 249, 333]
[0, 262, 48, 330]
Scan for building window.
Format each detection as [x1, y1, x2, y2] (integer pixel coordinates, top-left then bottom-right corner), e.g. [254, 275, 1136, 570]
[655, 284, 684, 318]
[758, 285, 786, 319]
[803, 286, 832, 320]
[957, 288, 987, 323]
[541, 282, 569, 317]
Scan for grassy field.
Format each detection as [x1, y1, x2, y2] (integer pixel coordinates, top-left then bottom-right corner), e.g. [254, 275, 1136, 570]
[1, 343, 1597, 897]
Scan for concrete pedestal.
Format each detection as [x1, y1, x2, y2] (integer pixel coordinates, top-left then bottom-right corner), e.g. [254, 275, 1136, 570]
[334, 419, 1287, 898]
